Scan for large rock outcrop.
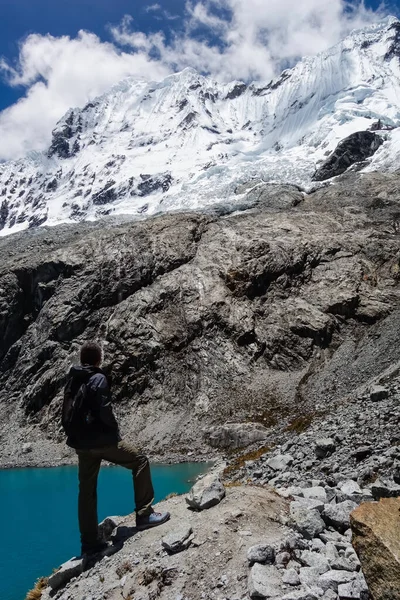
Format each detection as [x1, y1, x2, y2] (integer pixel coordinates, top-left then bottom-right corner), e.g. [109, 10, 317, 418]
[2, 172, 400, 466]
[351, 498, 400, 600]
[312, 131, 383, 181]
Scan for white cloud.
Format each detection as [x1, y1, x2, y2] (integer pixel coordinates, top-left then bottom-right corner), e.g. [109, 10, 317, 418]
[0, 0, 388, 160]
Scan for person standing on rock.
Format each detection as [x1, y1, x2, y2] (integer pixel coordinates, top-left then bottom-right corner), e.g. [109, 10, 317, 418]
[63, 341, 170, 556]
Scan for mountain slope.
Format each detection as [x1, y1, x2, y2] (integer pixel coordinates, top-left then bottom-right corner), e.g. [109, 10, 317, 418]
[1, 16, 400, 235]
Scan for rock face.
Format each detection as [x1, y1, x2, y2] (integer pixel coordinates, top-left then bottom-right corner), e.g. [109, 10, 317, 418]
[351, 497, 400, 600]
[2, 171, 400, 466]
[312, 131, 383, 181]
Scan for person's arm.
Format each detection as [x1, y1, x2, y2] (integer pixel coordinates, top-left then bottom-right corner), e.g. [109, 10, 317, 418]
[89, 373, 119, 430]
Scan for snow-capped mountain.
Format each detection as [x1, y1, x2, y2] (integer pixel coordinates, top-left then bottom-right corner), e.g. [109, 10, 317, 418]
[2, 16, 400, 235]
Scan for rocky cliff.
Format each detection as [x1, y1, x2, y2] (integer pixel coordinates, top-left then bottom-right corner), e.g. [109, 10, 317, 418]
[2, 170, 400, 468]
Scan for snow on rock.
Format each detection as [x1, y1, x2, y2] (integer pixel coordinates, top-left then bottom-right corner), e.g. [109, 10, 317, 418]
[2, 17, 400, 235]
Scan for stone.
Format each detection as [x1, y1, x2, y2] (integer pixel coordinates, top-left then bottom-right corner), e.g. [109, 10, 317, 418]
[350, 497, 400, 600]
[318, 570, 357, 593]
[290, 505, 325, 539]
[266, 454, 294, 471]
[393, 463, 400, 485]
[299, 550, 330, 574]
[291, 497, 325, 513]
[315, 439, 336, 459]
[48, 558, 84, 590]
[98, 517, 118, 541]
[186, 474, 225, 510]
[247, 544, 276, 565]
[369, 384, 389, 402]
[21, 442, 33, 454]
[298, 566, 322, 588]
[337, 576, 369, 599]
[282, 569, 300, 586]
[351, 447, 372, 462]
[248, 564, 282, 599]
[302, 487, 328, 503]
[322, 591, 338, 600]
[282, 591, 319, 600]
[162, 525, 193, 553]
[370, 478, 400, 500]
[338, 481, 362, 500]
[323, 501, 358, 533]
[204, 422, 268, 449]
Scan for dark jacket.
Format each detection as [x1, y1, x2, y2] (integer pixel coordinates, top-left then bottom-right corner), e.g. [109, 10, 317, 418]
[65, 365, 120, 449]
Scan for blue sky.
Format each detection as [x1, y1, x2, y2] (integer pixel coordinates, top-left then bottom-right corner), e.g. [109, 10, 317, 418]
[0, 0, 398, 160]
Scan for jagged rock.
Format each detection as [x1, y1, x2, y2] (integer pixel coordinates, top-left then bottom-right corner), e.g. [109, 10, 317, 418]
[312, 131, 383, 181]
[371, 478, 400, 499]
[282, 568, 300, 585]
[338, 481, 362, 501]
[247, 543, 276, 565]
[186, 474, 225, 510]
[337, 576, 369, 599]
[369, 384, 389, 401]
[248, 563, 283, 599]
[315, 439, 336, 459]
[204, 422, 268, 449]
[292, 497, 325, 513]
[351, 497, 400, 600]
[98, 517, 119, 541]
[303, 487, 328, 502]
[289, 504, 325, 539]
[318, 570, 358, 593]
[299, 550, 330, 573]
[21, 442, 32, 454]
[351, 447, 372, 462]
[48, 557, 84, 590]
[282, 590, 319, 600]
[267, 454, 294, 471]
[393, 463, 400, 484]
[323, 501, 358, 533]
[161, 525, 193, 553]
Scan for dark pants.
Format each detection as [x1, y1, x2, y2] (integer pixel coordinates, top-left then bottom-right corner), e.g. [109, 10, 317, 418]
[76, 440, 154, 546]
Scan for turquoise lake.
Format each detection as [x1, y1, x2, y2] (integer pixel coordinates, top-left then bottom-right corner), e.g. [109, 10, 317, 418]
[0, 462, 211, 600]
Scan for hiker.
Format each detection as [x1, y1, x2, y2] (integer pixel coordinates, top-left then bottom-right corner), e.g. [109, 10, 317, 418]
[62, 341, 170, 555]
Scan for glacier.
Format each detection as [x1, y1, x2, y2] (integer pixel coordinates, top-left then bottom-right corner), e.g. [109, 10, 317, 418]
[1, 16, 400, 235]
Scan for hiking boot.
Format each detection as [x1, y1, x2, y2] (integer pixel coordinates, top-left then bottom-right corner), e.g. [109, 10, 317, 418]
[81, 540, 109, 556]
[136, 511, 170, 530]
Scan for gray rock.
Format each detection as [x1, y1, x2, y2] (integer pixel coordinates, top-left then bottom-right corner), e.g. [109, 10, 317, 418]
[315, 439, 336, 459]
[319, 570, 358, 593]
[322, 591, 338, 600]
[282, 590, 319, 600]
[247, 543, 276, 565]
[369, 384, 389, 402]
[282, 569, 300, 586]
[371, 478, 400, 500]
[48, 558, 84, 590]
[299, 566, 322, 588]
[248, 563, 283, 599]
[267, 454, 294, 471]
[311, 538, 326, 552]
[299, 550, 330, 574]
[205, 422, 268, 449]
[338, 480, 362, 499]
[162, 525, 193, 553]
[351, 447, 372, 462]
[323, 501, 358, 533]
[98, 517, 118, 541]
[186, 474, 225, 510]
[290, 505, 325, 539]
[393, 463, 400, 485]
[337, 575, 369, 599]
[302, 487, 328, 502]
[21, 442, 33, 454]
[291, 497, 325, 513]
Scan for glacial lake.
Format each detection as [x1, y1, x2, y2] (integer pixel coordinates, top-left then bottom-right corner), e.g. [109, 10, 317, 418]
[0, 462, 212, 600]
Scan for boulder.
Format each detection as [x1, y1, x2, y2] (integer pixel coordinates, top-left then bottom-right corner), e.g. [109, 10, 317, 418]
[350, 497, 400, 600]
[162, 525, 193, 553]
[247, 543, 276, 565]
[248, 564, 282, 599]
[337, 576, 369, 599]
[186, 474, 225, 510]
[315, 439, 336, 459]
[282, 569, 300, 586]
[290, 504, 325, 539]
[204, 422, 268, 449]
[323, 501, 358, 533]
[266, 454, 294, 471]
[369, 384, 389, 402]
[48, 558, 84, 591]
[371, 478, 400, 500]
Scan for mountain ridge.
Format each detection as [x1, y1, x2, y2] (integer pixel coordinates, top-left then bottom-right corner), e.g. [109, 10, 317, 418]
[1, 16, 400, 235]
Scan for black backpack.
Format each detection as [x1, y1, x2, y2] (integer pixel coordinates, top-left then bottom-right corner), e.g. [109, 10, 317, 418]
[62, 378, 89, 436]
